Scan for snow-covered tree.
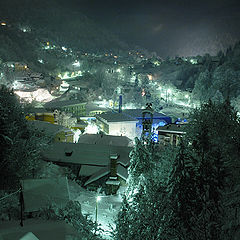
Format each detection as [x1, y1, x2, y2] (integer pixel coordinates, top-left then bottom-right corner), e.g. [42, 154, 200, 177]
[163, 100, 240, 240]
[54, 110, 77, 129]
[115, 138, 177, 240]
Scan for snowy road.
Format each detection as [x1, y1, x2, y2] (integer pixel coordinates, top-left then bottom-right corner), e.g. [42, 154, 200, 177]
[69, 181, 125, 239]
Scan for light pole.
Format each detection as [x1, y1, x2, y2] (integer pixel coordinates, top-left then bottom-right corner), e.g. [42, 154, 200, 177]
[95, 196, 101, 223]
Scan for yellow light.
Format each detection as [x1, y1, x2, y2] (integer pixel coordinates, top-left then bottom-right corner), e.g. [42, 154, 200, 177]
[1, 22, 6, 26]
[46, 41, 50, 46]
[147, 74, 153, 81]
[114, 56, 118, 59]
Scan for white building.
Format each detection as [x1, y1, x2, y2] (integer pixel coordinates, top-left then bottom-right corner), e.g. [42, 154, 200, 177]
[96, 112, 138, 140]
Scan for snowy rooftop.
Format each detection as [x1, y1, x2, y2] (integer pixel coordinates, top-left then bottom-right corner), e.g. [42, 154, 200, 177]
[78, 133, 132, 147]
[122, 108, 169, 119]
[85, 102, 109, 113]
[157, 123, 188, 134]
[44, 99, 86, 109]
[20, 177, 70, 212]
[0, 219, 77, 240]
[42, 142, 132, 167]
[28, 120, 73, 135]
[97, 109, 171, 123]
[83, 164, 128, 186]
[97, 111, 138, 122]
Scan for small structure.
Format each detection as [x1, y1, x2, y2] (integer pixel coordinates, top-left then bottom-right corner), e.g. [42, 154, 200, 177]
[157, 123, 187, 146]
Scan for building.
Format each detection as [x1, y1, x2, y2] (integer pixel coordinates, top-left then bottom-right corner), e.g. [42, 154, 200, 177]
[44, 99, 87, 119]
[96, 109, 171, 140]
[29, 120, 74, 143]
[85, 102, 108, 118]
[96, 111, 138, 140]
[157, 123, 187, 146]
[42, 142, 132, 194]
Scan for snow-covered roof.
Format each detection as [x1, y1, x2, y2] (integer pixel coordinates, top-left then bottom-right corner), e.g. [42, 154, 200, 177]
[122, 109, 168, 119]
[85, 102, 108, 114]
[97, 109, 171, 123]
[79, 165, 104, 177]
[78, 133, 132, 147]
[28, 120, 73, 135]
[97, 111, 138, 122]
[157, 123, 187, 134]
[83, 163, 129, 186]
[44, 99, 86, 109]
[20, 177, 70, 212]
[84, 166, 110, 186]
[42, 142, 131, 167]
[0, 219, 77, 240]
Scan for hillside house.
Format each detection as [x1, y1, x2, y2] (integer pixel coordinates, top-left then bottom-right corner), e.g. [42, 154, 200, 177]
[42, 142, 132, 194]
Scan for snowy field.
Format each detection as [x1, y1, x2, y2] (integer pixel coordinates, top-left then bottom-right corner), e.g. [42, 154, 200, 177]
[68, 181, 125, 239]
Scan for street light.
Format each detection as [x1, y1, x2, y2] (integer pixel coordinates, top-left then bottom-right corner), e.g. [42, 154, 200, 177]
[95, 196, 101, 223]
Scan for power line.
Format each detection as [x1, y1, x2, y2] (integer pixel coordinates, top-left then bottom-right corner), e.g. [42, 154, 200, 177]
[0, 188, 21, 202]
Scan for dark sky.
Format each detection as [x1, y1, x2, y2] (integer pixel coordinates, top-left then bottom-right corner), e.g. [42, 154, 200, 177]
[73, 0, 240, 57]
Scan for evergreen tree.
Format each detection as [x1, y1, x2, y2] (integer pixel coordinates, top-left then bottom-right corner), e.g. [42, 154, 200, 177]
[115, 138, 176, 240]
[0, 85, 48, 185]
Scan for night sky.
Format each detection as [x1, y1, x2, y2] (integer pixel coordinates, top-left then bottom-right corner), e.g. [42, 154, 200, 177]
[73, 0, 240, 57]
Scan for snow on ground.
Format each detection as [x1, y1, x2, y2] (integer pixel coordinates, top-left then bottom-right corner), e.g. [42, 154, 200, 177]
[68, 181, 125, 239]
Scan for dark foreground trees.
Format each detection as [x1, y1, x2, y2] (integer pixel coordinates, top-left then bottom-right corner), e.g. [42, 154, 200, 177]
[115, 100, 240, 240]
[0, 85, 48, 186]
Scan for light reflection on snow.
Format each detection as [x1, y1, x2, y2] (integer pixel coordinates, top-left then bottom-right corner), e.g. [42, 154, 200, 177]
[14, 88, 55, 102]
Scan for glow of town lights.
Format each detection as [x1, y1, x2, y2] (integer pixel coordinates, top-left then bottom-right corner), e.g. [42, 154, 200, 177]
[84, 123, 99, 134]
[62, 46, 67, 51]
[15, 89, 55, 102]
[116, 68, 121, 73]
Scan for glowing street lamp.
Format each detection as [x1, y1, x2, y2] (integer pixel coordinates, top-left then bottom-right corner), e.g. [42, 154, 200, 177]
[95, 196, 101, 223]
